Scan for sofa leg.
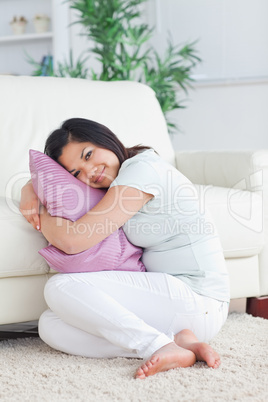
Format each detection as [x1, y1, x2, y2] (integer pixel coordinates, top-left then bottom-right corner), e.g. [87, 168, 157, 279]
[246, 296, 268, 319]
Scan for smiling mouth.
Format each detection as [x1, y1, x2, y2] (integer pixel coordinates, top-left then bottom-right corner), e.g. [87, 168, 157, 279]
[94, 167, 105, 183]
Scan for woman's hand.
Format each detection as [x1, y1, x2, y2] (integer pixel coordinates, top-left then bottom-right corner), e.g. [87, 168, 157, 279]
[39, 206, 71, 252]
[36, 185, 153, 255]
[19, 181, 41, 231]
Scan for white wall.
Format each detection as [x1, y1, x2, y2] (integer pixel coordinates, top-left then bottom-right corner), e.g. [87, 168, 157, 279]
[69, 0, 268, 151]
[146, 0, 268, 150]
[146, 0, 268, 80]
[171, 80, 268, 150]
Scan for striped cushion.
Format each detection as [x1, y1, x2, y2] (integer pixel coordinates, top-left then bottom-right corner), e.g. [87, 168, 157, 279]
[29, 150, 145, 273]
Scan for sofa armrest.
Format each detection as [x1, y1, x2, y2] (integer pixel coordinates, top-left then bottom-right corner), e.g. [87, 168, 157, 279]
[175, 150, 268, 191]
[176, 150, 268, 297]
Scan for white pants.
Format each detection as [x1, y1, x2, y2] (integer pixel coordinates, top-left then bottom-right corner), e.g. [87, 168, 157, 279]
[39, 271, 228, 360]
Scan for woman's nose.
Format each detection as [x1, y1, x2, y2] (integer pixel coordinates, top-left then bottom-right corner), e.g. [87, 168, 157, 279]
[78, 167, 97, 185]
[85, 166, 97, 179]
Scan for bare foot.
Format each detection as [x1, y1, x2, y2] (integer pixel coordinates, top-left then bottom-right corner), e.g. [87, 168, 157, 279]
[192, 342, 221, 369]
[174, 329, 221, 369]
[135, 342, 196, 379]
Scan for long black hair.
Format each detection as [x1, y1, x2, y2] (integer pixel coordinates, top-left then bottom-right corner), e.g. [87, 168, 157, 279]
[44, 118, 152, 166]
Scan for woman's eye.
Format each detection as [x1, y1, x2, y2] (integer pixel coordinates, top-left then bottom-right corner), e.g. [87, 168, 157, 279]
[74, 170, 80, 178]
[85, 151, 92, 161]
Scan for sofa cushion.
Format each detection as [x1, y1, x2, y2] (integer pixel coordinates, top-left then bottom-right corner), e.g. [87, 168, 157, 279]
[0, 76, 175, 200]
[198, 185, 264, 258]
[0, 197, 49, 278]
[29, 150, 145, 274]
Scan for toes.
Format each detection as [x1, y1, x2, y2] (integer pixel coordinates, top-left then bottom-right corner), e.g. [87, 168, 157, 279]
[207, 357, 215, 368]
[135, 358, 155, 379]
[147, 360, 154, 368]
[135, 372, 146, 379]
[207, 355, 221, 369]
[141, 363, 149, 373]
[214, 359, 221, 369]
[135, 367, 146, 379]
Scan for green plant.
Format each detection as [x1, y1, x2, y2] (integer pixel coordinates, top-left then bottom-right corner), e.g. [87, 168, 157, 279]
[69, 0, 201, 132]
[70, 0, 152, 81]
[143, 40, 200, 131]
[26, 51, 89, 78]
[26, 53, 54, 76]
[57, 51, 89, 78]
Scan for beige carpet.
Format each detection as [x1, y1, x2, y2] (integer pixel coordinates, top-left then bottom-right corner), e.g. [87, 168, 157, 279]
[0, 313, 267, 402]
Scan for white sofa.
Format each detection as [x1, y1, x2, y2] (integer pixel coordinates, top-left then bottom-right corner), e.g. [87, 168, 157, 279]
[0, 75, 267, 325]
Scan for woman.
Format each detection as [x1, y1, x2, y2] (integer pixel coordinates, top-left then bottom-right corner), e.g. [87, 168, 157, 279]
[20, 118, 230, 379]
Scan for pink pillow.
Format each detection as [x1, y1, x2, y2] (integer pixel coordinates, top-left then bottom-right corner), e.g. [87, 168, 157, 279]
[29, 150, 145, 273]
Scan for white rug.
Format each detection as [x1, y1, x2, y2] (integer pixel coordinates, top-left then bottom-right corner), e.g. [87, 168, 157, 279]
[0, 313, 267, 402]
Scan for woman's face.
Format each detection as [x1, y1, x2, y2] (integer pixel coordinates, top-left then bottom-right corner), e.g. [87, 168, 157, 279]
[58, 141, 120, 188]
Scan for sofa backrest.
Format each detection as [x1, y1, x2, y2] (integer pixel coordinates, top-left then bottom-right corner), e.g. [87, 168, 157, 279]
[0, 75, 175, 200]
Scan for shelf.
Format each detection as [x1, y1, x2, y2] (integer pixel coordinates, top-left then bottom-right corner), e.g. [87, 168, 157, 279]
[0, 31, 53, 44]
[0, 0, 70, 75]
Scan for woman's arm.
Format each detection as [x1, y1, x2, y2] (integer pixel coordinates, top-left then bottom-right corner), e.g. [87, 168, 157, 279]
[40, 185, 153, 254]
[20, 180, 41, 230]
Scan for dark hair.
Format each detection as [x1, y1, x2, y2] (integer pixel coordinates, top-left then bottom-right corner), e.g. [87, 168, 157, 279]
[44, 118, 152, 166]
